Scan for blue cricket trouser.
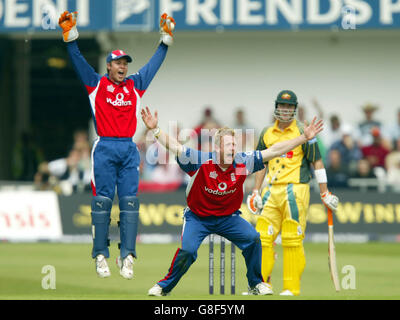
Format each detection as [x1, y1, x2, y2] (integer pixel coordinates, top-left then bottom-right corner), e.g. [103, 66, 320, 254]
[90, 137, 140, 259]
[157, 208, 264, 293]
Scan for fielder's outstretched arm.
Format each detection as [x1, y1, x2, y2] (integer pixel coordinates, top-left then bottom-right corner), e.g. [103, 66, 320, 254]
[141, 106, 184, 156]
[260, 117, 323, 162]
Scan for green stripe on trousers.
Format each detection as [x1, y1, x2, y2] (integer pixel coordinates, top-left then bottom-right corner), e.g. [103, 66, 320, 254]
[287, 184, 299, 222]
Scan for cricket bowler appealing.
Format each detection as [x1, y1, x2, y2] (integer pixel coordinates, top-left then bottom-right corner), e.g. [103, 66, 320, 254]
[247, 90, 339, 296]
[141, 106, 323, 296]
[58, 11, 175, 279]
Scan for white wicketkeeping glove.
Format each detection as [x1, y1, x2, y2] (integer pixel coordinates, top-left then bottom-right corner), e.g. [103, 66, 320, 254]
[246, 190, 263, 215]
[320, 191, 339, 212]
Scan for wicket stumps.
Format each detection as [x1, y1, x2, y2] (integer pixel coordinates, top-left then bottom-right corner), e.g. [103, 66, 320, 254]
[209, 234, 236, 295]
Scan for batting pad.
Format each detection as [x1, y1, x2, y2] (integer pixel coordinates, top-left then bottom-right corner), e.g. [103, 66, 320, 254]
[281, 219, 305, 296]
[256, 216, 275, 285]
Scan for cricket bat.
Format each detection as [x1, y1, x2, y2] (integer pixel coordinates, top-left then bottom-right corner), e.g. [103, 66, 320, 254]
[327, 208, 341, 292]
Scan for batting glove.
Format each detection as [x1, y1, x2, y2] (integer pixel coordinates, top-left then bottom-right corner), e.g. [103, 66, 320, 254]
[320, 191, 339, 212]
[160, 13, 175, 46]
[246, 190, 263, 215]
[59, 11, 79, 42]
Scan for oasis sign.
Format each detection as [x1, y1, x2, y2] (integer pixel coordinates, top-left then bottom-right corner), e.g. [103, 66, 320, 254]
[0, 0, 399, 32]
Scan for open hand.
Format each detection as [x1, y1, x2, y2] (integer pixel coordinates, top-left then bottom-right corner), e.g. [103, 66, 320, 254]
[303, 117, 324, 141]
[141, 106, 158, 130]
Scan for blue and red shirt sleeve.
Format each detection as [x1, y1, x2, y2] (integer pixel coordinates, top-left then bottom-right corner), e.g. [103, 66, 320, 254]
[66, 41, 101, 94]
[176, 147, 212, 176]
[234, 151, 265, 175]
[127, 43, 168, 97]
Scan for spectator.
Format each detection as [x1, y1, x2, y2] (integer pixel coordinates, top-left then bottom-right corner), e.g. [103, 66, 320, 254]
[351, 158, 377, 179]
[383, 108, 400, 147]
[193, 107, 221, 150]
[150, 151, 184, 186]
[137, 124, 187, 192]
[72, 129, 89, 146]
[320, 115, 344, 149]
[356, 103, 382, 147]
[34, 143, 91, 195]
[34, 163, 53, 191]
[326, 149, 349, 188]
[329, 124, 362, 175]
[232, 108, 256, 152]
[385, 138, 400, 192]
[361, 127, 390, 169]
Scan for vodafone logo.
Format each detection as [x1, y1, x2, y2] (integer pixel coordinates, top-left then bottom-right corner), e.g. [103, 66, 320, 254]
[204, 186, 236, 196]
[218, 182, 227, 191]
[107, 92, 132, 107]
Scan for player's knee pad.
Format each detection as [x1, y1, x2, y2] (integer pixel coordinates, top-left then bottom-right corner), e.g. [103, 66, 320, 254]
[91, 196, 112, 258]
[281, 219, 304, 248]
[281, 219, 305, 270]
[256, 216, 275, 248]
[118, 196, 140, 259]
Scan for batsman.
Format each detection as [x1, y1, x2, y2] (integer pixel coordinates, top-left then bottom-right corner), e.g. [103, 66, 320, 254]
[58, 11, 175, 279]
[247, 90, 339, 296]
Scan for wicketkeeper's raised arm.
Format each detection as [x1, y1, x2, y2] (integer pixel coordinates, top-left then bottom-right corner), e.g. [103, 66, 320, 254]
[141, 106, 184, 155]
[261, 117, 323, 162]
[59, 11, 101, 88]
[128, 13, 175, 91]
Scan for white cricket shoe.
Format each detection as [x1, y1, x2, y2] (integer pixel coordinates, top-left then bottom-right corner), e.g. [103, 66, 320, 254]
[117, 254, 134, 279]
[247, 282, 273, 295]
[280, 289, 294, 296]
[148, 284, 169, 296]
[95, 254, 111, 278]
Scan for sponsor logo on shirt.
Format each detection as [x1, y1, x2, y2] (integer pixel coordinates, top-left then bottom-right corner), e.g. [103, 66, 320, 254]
[107, 93, 132, 107]
[218, 182, 227, 191]
[204, 186, 236, 196]
[280, 150, 293, 159]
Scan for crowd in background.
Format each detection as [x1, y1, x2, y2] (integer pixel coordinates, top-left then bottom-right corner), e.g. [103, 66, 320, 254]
[320, 104, 400, 192]
[14, 102, 400, 195]
[31, 130, 92, 195]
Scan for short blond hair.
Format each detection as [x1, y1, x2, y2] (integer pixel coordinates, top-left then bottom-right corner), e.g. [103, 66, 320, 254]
[214, 126, 235, 147]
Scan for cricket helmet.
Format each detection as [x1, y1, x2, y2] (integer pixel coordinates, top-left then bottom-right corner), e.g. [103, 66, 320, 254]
[274, 90, 298, 122]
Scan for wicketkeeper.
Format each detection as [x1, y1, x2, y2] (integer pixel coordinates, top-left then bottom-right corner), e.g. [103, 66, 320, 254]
[247, 90, 339, 296]
[58, 11, 175, 279]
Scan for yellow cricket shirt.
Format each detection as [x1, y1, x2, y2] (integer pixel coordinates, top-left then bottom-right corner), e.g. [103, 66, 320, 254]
[256, 120, 321, 184]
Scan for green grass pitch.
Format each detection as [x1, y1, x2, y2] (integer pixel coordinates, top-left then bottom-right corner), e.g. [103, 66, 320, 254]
[0, 242, 399, 300]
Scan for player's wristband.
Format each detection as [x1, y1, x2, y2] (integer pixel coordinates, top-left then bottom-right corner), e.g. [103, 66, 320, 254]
[314, 168, 328, 184]
[152, 127, 161, 138]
